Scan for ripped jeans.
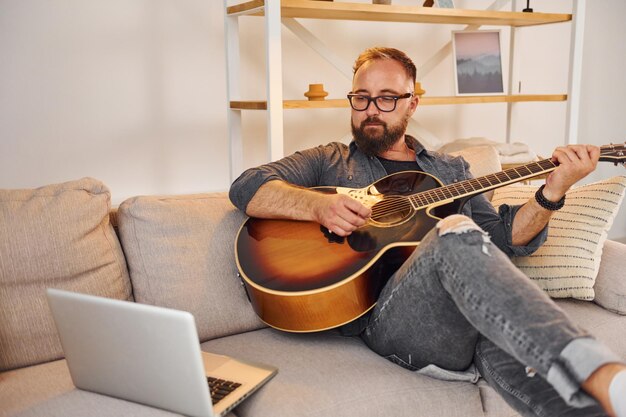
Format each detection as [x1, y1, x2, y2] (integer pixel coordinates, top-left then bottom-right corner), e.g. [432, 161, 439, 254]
[361, 215, 620, 417]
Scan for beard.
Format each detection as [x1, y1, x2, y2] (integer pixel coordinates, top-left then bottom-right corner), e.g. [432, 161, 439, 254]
[351, 113, 410, 157]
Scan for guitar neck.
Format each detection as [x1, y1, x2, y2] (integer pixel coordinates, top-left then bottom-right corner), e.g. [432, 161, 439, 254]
[409, 158, 557, 208]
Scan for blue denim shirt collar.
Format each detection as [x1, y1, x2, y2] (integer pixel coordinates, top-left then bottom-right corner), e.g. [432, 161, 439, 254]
[349, 135, 466, 187]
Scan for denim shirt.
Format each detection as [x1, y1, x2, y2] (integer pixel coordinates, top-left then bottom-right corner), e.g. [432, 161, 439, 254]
[229, 136, 547, 257]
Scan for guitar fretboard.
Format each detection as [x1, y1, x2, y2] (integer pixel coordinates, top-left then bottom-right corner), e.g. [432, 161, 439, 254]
[408, 159, 557, 209]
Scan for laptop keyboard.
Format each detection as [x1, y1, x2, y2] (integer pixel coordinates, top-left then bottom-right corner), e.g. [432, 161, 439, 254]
[207, 376, 242, 404]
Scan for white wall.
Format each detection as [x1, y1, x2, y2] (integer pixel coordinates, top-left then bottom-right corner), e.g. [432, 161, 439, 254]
[0, 0, 228, 199]
[578, 0, 626, 241]
[0, 0, 624, 239]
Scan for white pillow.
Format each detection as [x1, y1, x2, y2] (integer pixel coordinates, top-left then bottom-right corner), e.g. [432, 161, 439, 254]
[490, 176, 626, 300]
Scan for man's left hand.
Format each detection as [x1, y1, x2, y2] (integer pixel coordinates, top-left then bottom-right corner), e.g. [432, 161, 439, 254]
[544, 144, 600, 202]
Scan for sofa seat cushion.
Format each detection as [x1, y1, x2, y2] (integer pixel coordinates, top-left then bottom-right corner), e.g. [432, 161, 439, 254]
[202, 328, 485, 417]
[557, 298, 626, 356]
[0, 359, 74, 417]
[2, 304, 622, 417]
[0, 359, 237, 417]
[0, 178, 132, 371]
[202, 299, 626, 417]
[478, 298, 626, 417]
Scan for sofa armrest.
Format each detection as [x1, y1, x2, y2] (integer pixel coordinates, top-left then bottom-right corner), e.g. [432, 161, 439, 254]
[594, 240, 626, 314]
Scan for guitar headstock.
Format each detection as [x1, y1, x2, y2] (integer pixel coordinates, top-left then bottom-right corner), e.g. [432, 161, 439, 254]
[600, 142, 626, 168]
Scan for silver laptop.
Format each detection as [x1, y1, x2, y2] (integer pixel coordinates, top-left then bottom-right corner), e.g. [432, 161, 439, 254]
[46, 288, 277, 417]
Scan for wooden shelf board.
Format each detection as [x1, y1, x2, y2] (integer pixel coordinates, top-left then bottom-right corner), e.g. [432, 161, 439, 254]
[228, 0, 571, 27]
[421, 94, 567, 105]
[230, 95, 567, 110]
[230, 100, 270, 110]
[227, 0, 264, 15]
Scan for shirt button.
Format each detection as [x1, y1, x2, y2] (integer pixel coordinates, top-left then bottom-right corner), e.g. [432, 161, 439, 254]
[348, 175, 353, 181]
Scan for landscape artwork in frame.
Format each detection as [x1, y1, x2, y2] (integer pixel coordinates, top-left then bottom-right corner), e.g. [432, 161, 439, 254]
[452, 30, 504, 96]
[435, 0, 455, 7]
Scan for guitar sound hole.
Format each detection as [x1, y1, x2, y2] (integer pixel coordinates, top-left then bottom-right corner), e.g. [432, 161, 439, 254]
[370, 196, 413, 226]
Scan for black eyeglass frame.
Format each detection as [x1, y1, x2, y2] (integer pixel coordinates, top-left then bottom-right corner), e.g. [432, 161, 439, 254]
[346, 92, 414, 112]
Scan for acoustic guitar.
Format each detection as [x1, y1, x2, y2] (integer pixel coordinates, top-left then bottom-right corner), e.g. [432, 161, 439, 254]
[235, 143, 626, 333]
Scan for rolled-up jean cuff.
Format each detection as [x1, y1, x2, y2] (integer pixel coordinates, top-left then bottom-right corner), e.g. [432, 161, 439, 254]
[547, 337, 623, 407]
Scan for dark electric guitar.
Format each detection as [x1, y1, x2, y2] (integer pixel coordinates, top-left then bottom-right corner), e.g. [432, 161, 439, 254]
[235, 143, 626, 333]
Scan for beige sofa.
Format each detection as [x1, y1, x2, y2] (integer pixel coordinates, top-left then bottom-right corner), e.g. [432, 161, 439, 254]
[2, 146, 625, 417]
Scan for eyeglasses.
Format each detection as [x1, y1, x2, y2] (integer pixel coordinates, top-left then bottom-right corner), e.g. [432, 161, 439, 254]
[347, 92, 413, 112]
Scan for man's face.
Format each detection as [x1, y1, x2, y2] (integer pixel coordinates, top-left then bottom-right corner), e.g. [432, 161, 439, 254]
[350, 59, 418, 156]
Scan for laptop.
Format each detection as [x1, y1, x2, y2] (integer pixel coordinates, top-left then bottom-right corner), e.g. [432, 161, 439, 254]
[46, 288, 277, 417]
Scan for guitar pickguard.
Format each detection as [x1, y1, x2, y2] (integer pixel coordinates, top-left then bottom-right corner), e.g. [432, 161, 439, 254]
[335, 186, 382, 208]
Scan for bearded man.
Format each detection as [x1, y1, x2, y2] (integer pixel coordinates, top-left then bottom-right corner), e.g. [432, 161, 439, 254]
[229, 47, 626, 416]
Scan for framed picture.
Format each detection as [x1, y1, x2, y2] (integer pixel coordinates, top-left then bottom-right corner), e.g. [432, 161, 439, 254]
[452, 30, 504, 96]
[435, 0, 455, 7]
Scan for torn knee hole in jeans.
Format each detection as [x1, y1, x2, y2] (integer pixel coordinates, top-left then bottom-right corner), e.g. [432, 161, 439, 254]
[436, 214, 482, 236]
[436, 214, 492, 256]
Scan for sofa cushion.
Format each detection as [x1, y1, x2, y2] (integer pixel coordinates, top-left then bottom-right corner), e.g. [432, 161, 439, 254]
[202, 328, 486, 417]
[478, 298, 626, 417]
[11, 391, 188, 417]
[557, 298, 626, 356]
[0, 178, 132, 371]
[490, 176, 626, 300]
[0, 359, 75, 416]
[0, 359, 237, 417]
[594, 240, 626, 314]
[116, 192, 266, 343]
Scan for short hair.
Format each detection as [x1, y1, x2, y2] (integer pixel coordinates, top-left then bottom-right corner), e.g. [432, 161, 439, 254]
[353, 47, 417, 85]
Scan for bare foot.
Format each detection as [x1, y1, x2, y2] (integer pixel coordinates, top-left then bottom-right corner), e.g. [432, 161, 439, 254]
[582, 363, 626, 417]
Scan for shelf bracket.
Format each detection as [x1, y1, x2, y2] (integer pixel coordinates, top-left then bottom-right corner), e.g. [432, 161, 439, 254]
[282, 18, 353, 81]
[506, 0, 519, 144]
[266, 0, 285, 162]
[225, 0, 244, 181]
[565, 0, 585, 146]
[417, 0, 511, 78]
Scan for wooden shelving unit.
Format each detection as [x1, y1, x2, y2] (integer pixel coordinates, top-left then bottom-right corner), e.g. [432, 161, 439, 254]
[224, 0, 583, 180]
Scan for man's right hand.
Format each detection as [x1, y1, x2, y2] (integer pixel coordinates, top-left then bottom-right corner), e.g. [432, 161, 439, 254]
[246, 180, 371, 236]
[312, 193, 371, 237]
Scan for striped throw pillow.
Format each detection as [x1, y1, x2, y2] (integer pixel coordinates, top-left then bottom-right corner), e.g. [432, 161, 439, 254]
[490, 176, 626, 300]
